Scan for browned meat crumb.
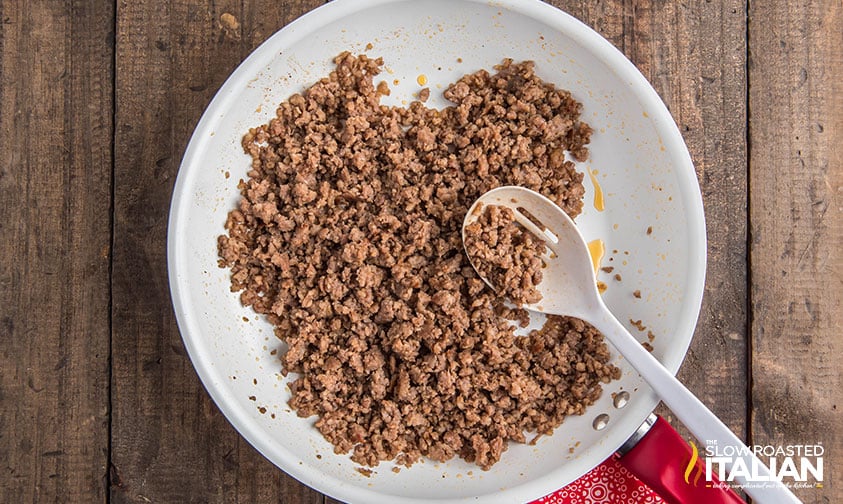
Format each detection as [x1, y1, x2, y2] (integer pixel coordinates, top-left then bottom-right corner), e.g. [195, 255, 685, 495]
[633, 289, 641, 298]
[356, 467, 373, 477]
[629, 319, 647, 332]
[495, 303, 532, 328]
[418, 87, 430, 102]
[614, 273, 622, 282]
[218, 52, 614, 471]
[464, 205, 546, 306]
[646, 226, 653, 235]
[219, 13, 241, 40]
[647, 330, 656, 342]
[642, 341, 654, 352]
[601, 266, 614, 273]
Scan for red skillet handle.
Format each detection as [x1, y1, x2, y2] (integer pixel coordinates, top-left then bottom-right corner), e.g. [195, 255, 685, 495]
[616, 416, 745, 504]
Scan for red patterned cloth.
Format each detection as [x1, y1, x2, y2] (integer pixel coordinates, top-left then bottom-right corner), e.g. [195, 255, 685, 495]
[531, 457, 665, 504]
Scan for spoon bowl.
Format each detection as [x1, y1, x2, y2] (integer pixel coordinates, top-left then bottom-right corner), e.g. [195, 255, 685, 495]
[462, 186, 800, 504]
[463, 186, 601, 320]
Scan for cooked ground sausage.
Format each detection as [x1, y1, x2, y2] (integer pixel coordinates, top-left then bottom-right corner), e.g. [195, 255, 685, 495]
[218, 52, 619, 470]
[463, 204, 546, 306]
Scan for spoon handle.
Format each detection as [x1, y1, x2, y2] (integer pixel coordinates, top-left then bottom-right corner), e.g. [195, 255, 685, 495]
[594, 310, 803, 504]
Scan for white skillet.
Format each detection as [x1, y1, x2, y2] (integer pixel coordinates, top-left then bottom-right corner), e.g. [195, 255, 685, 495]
[169, 0, 711, 502]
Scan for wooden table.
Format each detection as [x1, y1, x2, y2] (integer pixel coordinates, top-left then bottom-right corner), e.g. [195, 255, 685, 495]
[1, 1, 839, 502]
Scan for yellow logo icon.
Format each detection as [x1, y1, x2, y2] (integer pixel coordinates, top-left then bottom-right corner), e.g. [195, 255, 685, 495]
[684, 440, 704, 486]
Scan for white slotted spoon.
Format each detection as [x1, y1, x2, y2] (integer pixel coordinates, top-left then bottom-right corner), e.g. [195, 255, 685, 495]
[462, 186, 801, 504]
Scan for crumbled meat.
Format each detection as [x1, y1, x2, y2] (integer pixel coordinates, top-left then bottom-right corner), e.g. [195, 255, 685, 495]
[464, 205, 546, 306]
[218, 52, 615, 471]
[630, 319, 647, 331]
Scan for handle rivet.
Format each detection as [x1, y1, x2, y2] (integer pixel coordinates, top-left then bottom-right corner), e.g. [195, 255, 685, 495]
[592, 413, 610, 430]
[613, 391, 630, 409]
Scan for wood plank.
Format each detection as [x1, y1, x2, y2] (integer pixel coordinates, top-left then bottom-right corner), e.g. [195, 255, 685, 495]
[111, 1, 325, 503]
[0, 0, 113, 502]
[552, 0, 750, 440]
[748, 1, 842, 501]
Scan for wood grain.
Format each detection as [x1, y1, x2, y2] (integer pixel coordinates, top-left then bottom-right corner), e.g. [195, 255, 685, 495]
[0, 0, 113, 502]
[111, 1, 324, 502]
[552, 0, 751, 440]
[748, 1, 842, 501]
